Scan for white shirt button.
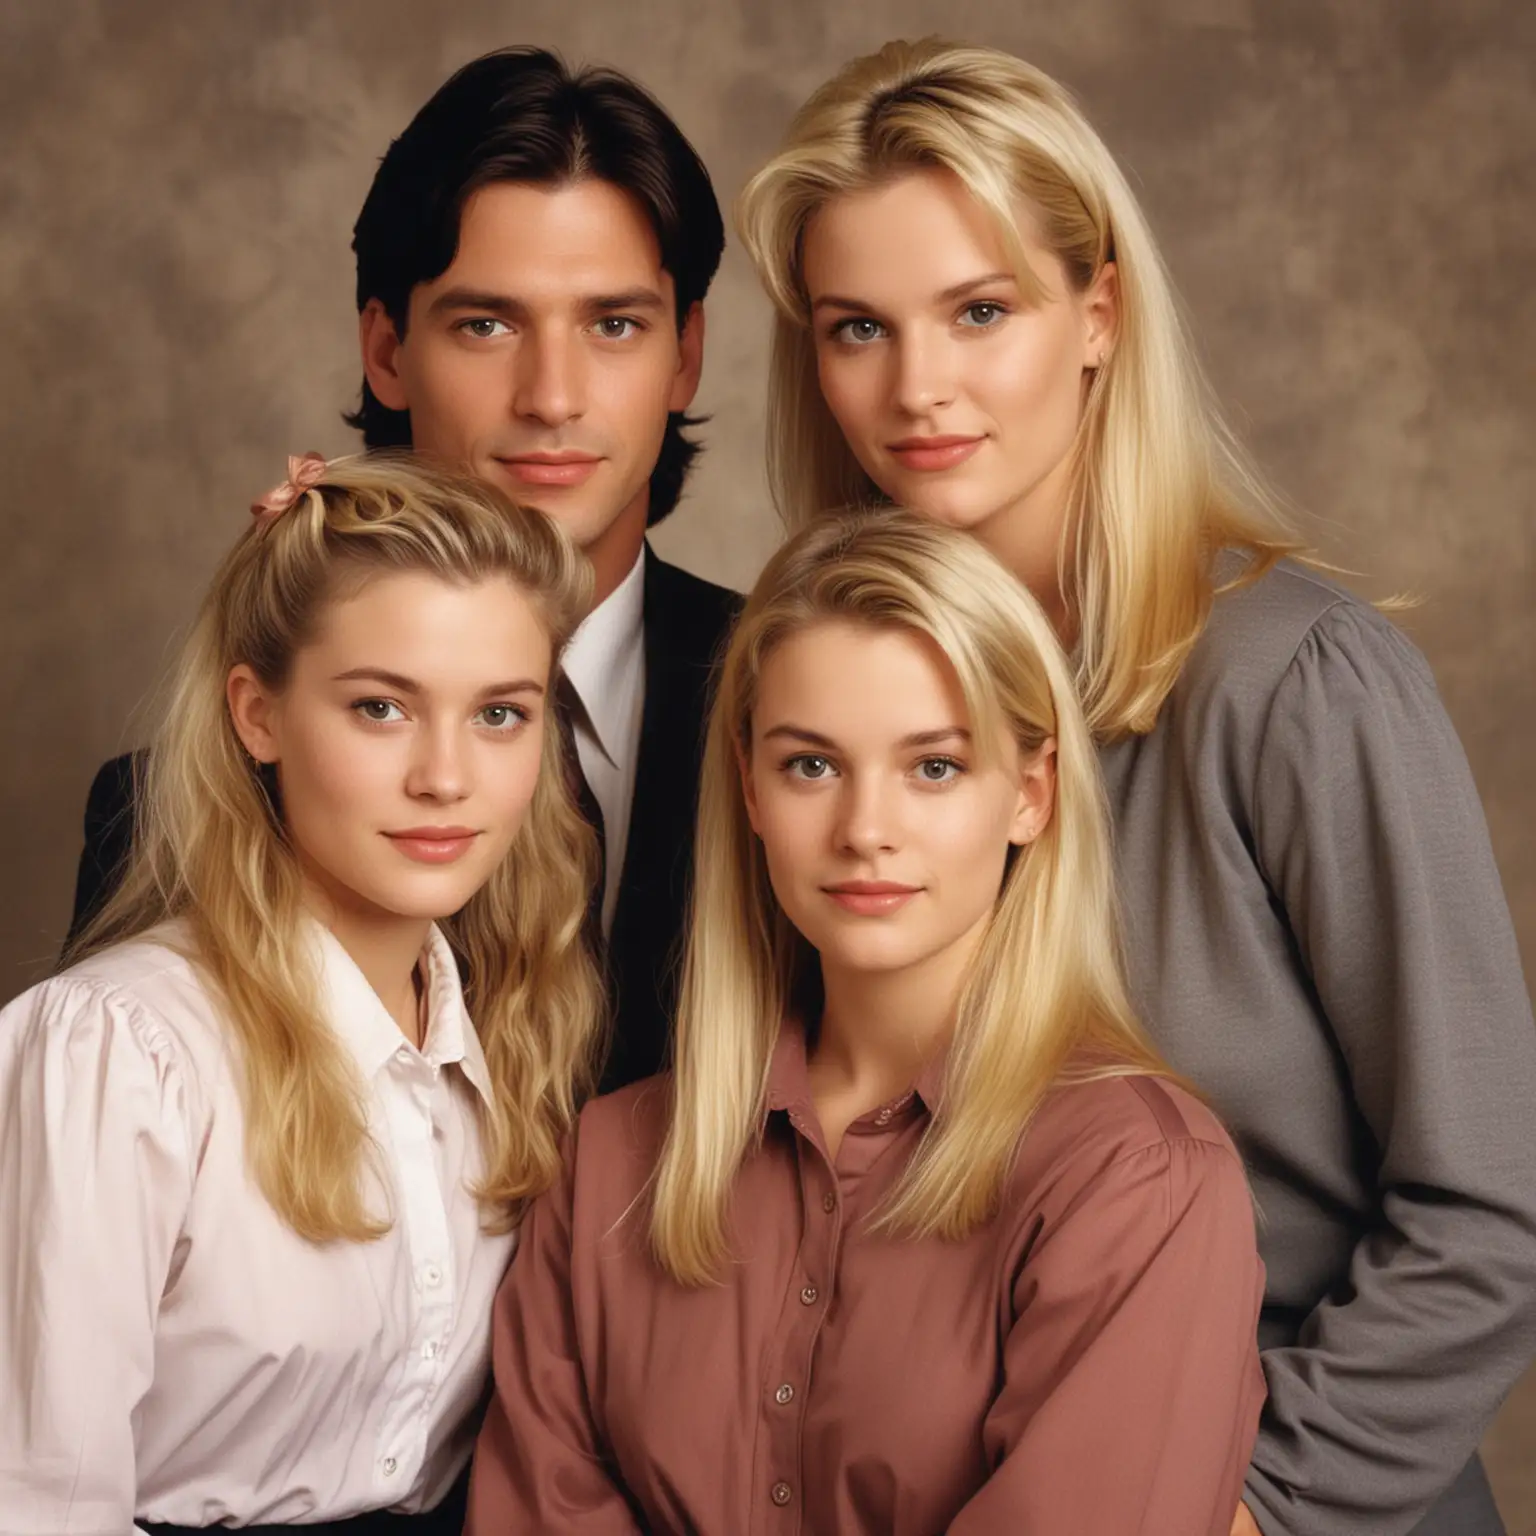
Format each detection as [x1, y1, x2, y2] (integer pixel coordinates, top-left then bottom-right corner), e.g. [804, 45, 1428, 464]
[423, 1263, 443, 1288]
[382, 1455, 398, 1476]
[422, 1339, 439, 1360]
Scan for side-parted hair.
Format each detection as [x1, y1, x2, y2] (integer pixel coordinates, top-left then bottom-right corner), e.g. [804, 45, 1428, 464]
[347, 46, 726, 525]
[736, 38, 1305, 738]
[650, 509, 1175, 1285]
[70, 454, 605, 1243]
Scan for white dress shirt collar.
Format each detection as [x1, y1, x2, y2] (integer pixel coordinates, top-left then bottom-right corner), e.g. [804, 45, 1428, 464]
[310, 919, 494, 1106]
[560, 545, 646, 767]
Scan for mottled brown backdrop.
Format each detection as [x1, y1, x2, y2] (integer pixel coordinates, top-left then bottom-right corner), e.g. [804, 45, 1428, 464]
[1, 0, 1532, 1521]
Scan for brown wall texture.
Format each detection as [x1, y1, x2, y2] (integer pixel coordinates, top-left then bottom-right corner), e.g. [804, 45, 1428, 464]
[2, 0, 1533, 1522]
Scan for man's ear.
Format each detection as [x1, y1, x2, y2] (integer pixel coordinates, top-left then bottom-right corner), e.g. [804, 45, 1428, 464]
[227, 665, 281, 764]
[736, 735, 763, 837]
[1008, 737, 1057, 846]
[669, 301, 706, 414]
[359, 298, 411, 412]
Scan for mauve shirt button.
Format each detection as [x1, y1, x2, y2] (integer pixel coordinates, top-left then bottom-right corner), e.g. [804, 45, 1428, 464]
[800, 1285, 818, 1305]
[822, 1192, 836, 1213]
[771, 1481, 793, 1505]
[775, 1382, 795, 1404]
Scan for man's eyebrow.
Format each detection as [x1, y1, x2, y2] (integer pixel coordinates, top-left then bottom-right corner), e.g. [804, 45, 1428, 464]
[582, 288, 667, 315]
[811, 272, 1017, 314]
[425, 288, 526, 319]
[423, 286, 669, 319]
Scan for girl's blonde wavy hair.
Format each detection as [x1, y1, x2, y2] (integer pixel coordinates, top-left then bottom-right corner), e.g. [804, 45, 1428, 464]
[736, 37, 1304, 739]
[651, 508, 1175, 1285]
[70, 452, 605, 1242]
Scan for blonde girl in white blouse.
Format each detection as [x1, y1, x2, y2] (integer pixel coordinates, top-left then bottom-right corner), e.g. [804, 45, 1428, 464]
[0, 454, 604, 1535]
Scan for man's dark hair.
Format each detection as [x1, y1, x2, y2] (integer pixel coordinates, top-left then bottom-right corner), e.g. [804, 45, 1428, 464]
[346, 47, 725, 525]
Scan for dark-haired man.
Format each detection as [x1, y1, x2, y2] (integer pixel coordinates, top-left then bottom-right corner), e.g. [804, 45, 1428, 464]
[71, 48, 740, 1092]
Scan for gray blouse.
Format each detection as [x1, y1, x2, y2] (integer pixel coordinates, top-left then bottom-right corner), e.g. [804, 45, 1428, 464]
[1100, 556, 1536, 1536]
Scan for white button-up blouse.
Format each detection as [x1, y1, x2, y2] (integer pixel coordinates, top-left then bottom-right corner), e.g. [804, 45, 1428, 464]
[0, 918, 516, 1534]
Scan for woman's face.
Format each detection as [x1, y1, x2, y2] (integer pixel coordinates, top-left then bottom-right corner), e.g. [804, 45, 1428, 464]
[228, 570, 552, 929]
[801, 168, 1116, 582]
[741, 620, 1054, 995]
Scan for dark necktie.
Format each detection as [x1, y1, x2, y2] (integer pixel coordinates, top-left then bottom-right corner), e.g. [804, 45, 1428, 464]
[555, 675, 608, 955]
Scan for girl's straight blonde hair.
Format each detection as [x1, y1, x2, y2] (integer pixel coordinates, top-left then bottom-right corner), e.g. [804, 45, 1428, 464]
[651, 509, 1174, 1285]
[71, 453, 605, 1242]
[736, 37, 1304, 739]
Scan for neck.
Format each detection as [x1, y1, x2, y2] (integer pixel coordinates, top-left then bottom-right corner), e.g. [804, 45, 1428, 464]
[584, 487, 650, 608]
[812, 914, 987, 1105]
[972, 454, 1077, 645]
[299, 866, 431, 1045]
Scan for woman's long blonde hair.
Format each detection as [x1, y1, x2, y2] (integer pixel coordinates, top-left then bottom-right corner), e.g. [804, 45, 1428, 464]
[71, 453, 604, 1242]
[651, 508, 1173, 1285]
[736, 38, 1304, 739]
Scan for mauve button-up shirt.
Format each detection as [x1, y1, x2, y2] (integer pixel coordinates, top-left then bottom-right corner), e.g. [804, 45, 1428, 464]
[468, 1026, 1266, 1535]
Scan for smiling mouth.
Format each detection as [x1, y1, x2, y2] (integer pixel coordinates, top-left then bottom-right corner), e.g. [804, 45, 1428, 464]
[886, 436, 985, 472]
[495, 453, 603, 487]
[384, 828, 481, 865]
[822, 881, 923, 915]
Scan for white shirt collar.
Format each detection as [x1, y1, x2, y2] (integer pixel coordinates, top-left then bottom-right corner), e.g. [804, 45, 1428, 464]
[310, 919, 494, 1105]
[560, 544, 646, 766]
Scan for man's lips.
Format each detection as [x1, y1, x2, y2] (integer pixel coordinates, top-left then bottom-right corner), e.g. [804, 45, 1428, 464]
[886, 434, 985, 472]
[822, 881, 923, 916]
[494, 452, 603, 488]
[384, 827, 481, 865]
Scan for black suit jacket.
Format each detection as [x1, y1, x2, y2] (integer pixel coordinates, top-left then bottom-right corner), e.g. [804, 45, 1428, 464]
[68, 546, 741, 1095]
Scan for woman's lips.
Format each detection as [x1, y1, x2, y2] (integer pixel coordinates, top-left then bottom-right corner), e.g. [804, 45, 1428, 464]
[886, 435, 984, 472]
[384, 829, 480, 865]
[496, 454, 602, 487]
[823, 882, 922, 916]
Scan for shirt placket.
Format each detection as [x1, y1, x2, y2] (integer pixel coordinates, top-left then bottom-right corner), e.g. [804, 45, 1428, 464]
[752, 1111, 843, 1536]
[371, 1049, 457, 1500]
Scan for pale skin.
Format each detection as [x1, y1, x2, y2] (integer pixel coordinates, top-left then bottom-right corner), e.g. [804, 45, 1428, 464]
[804, 164, 1262, 1536]
[228, 571, 552, 1045]
[360, 179, 704, 607]
[801, 166, 1117, 640]
[740, 621, 1054, 1158]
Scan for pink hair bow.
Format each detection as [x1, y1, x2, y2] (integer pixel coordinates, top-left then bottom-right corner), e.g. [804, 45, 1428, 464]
[250, 451, 329, 525]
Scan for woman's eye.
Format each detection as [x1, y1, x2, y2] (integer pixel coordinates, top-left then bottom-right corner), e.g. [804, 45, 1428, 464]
[593, 316, 640, 340]
[832, 317, 886, 345]
[458, 317, 510, 339]
[353, 698, 404, 724]
[786, 754, 834, 780]
[915, 757, 962, 784]
[959, 302, 1007, 328]
[476, 703, 528, 731]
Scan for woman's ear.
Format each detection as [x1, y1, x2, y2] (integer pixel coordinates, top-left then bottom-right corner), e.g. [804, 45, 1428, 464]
[227, 665, 281, 764]
[1009, 737, 1057, 846]
[736, 735, 763, 837]
[1081, 261, 1119, 369]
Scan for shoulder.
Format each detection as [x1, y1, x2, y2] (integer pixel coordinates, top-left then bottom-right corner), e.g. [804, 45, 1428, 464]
[643, 550, 743, 661]
[1011, 1072, 1248, 1227]
[571, 1074, 671, 1189]
[1183, 555, 1431, 715]
[17, 925, 225, 1081]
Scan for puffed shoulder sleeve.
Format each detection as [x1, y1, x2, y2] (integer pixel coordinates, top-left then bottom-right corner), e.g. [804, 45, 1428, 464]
[0, 974, 197, 1536]
[1248, 601, 1536, 1534]
[466, 1125, 643, 1536]
[948, 1113, 1267, 1535]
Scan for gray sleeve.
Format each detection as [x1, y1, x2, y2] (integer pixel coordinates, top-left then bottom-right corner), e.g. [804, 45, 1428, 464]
[1244, 602, 1536, 1535]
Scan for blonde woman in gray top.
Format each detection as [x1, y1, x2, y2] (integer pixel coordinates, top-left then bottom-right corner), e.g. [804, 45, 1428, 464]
[737, 37, 1536, 1536]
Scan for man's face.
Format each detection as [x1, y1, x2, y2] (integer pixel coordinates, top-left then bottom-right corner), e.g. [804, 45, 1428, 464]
[362, 179, 704, 589]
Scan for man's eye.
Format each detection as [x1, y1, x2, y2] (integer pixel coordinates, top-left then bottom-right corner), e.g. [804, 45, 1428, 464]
[458, 317, 510, 339]
[831, 317, 885, 345]
[593, 316, 640, 340]
[352, 699, 404, 723]
[476, 703, 528, 731]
